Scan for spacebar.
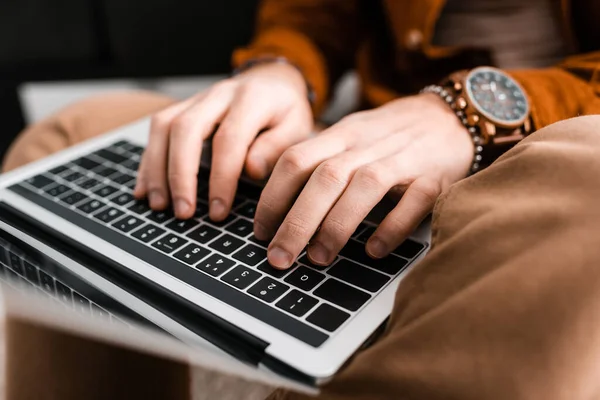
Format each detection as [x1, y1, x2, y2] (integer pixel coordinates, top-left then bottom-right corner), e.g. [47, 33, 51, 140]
[8, 184, 328, 347]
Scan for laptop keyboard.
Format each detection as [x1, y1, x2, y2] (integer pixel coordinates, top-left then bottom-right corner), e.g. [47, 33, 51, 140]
[10, 140, 427, 345]
[0, 237, 130, 327]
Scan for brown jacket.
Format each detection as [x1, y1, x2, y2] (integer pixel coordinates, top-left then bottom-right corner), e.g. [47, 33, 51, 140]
[233, 0, 600, 130]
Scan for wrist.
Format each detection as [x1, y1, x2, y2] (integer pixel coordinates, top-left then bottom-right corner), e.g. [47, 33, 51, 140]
[233, 57, 316, 105]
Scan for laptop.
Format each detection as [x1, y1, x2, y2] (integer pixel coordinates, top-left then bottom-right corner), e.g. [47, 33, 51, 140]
[0, 117, 431, 389]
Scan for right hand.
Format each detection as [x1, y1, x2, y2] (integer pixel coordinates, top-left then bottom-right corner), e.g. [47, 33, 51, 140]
[134, 62, 314, 221]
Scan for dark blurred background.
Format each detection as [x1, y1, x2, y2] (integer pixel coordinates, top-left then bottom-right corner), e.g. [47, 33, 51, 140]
[0, 0, 260, 160]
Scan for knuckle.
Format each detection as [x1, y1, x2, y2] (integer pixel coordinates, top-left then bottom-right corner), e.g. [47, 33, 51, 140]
[356, 164, 389, 188]
[279, 146, 309, 174]
[170, 115, 194, 135]
[321, 217, 351, 240]
[314, 160, 349, 188]
[283, 215, 311, 239]
[412, 178, 442, 205]
[150, 112, 171, 133]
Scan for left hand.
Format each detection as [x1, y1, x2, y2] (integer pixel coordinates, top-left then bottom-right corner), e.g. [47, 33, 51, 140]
[254, 93, 475, 269]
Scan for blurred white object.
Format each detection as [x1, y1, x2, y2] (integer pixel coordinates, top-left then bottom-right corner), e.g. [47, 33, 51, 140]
[19, 72, 359, 124]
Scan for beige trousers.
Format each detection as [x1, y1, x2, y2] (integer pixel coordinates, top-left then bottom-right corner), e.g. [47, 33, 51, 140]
[5, 92, 600, 400]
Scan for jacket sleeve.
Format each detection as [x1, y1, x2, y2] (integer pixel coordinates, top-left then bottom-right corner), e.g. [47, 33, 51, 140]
[510, 51, 600, 130]
[232, 0, 362, 116]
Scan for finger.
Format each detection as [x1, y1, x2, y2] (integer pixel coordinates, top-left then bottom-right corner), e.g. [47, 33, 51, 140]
[135, 96, 199, 209]
[245, 112, 311, 180]
[253, 133, 348, 242]
[304, 130, 416, 265]
[254, 113, 391, 241]
[168, 86, 235, 219]
[208, 88, 279, 221]
[307, 159, 396, 265]
[266, 137, 403, 270]
[367, 176, 441, 258]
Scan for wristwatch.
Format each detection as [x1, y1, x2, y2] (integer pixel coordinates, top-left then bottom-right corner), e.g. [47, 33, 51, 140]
[422, 66, 533, 173]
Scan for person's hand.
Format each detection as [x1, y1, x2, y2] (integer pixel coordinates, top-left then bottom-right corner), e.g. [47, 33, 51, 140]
[134, 62, 313, 221]
[254, 93, 474, 269]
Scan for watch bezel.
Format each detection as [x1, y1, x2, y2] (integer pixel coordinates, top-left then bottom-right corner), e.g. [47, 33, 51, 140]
[464, 66, 530, 128]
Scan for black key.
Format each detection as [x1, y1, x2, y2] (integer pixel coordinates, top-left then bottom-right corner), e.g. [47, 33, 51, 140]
[94, 165, 119, 178]
[248, 235, 269, 248]
[209, 234, 244, 255]
[207, 214, 236, 227]
[23, 261, 40, 285]
[25, 174, 54, 189]
[298, 254, 334, 269]
[91, 304, 110, 320]
[284, 266, 326, 291]
[257, 261, 293, 279]
[44, 184, 70, 197]
[226, 218, 253, 238]
[49, 165, 70, 175]
[194, 202, 209, 218]
[0, 242, 7, 266]
[8, 252, 24, 275]
[95, 149, 128, 164]
[78, 177, 101, 190]
[392, 238, 426, 259]
[111, 173, 135, 185]
[147, 210, 174, 224]
[276, 290, 319, 317]
[127, 145, 144, 155]
[313, 279, 370, 312]
[328, 259, 389, 293]
[232, 244, 266, 266]
[232, 196, 246, 208]
[63, 171, 85, 182]
[151, 234, 188, 254]
[352, 222, 369, 238]
[77, 198, 106, 214]
[124, 180, 137, 190]
[111, 191, 135, 206]
[93, 207, 124, 223]
[72, 156, 101, 170]
[235, 201, 257, 219]
[187, 225, 220, 244]
[73, 292, 90, 314]
[112, 140, 130, 148]
[39, 270, 55, 295]
[166, 219, 200, 234]
[306, 303, 350, 332]
[196, 254, 235, 277]
[112, 215, 145, 233]
[221, 266, 261, 289]
[356, 226, 376, 243]
[248, 277, 290, 303]
[55, 281, 72, 304]
[128, 201, 151, 215]
[93, 184, 119, 198]
[59, 190, 87, 205]
[173, 243, 211, 265]
[131, 224, 165, 243]
[340, 240, 408, 275]
[121, 159, 140, 171]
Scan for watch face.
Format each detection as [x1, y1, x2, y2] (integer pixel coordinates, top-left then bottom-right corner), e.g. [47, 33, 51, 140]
[465, 67, 529, 126]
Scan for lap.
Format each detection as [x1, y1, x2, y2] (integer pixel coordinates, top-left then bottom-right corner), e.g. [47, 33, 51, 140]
[2, 91, 175, 172]
[275, 115, 600, 400]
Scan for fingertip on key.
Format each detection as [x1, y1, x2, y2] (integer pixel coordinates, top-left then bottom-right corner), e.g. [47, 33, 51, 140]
[209, 198, 227, 221]
[268, 247, 293, 270]
[366, 237, 388, 259]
